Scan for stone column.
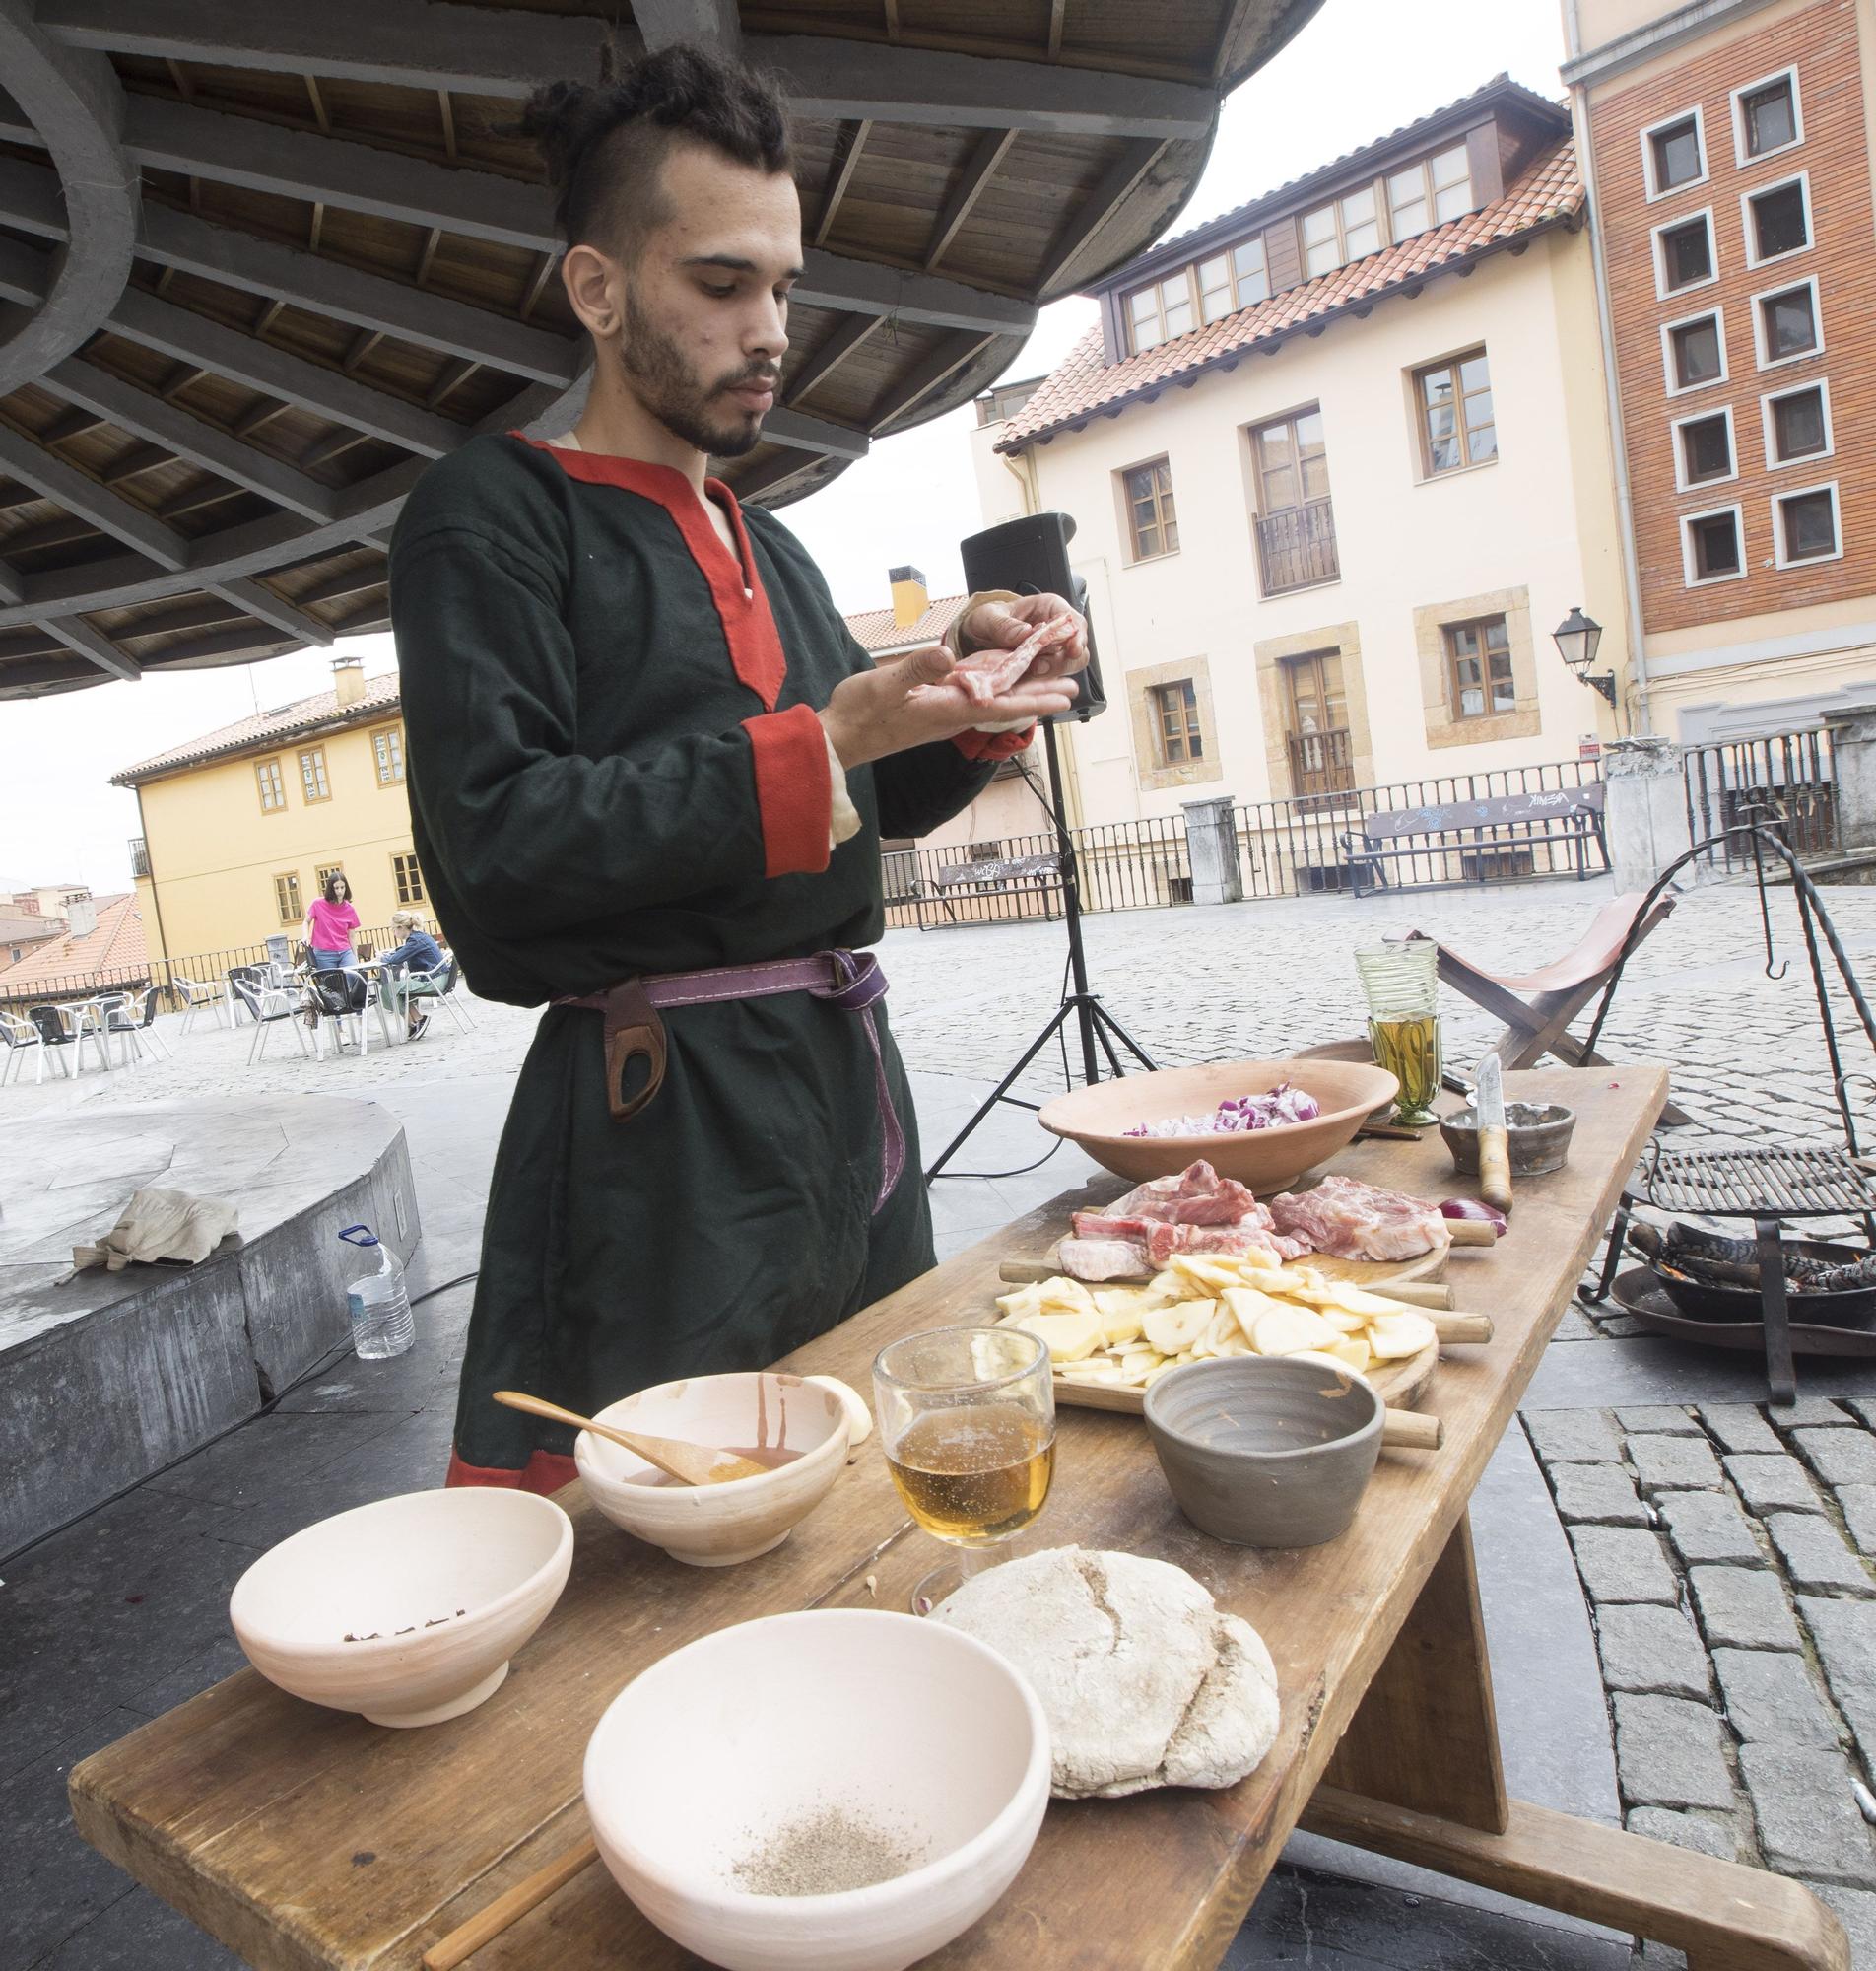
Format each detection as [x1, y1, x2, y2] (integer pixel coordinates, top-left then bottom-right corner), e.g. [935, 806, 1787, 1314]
[1182, 795, 1243, 906]
[1602, 736, 1696, 895]
[1822, 703, 1876, 851]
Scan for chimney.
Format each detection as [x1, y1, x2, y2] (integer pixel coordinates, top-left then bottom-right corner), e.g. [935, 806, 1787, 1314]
[331, 652, 367, 709]
[889, 565, 928, 631]
[65, 897, 97, 939]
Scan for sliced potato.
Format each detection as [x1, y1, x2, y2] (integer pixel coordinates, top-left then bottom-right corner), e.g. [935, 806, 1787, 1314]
[1366, 1310, 1439, 1360]
[1058, 1360, 1124, 1384]
[1096, 1301, 1147, 1349]
[1144, 1298, 1213, 1356]
[1222, 1285, 1291, 1346]
[1212, 1333, 1253, 1357]
[1250, 1303, 1343, 1357]
[1326, 1335, 1374, 1374]
[994, 1283, 1046, 1323]
[1284, 1349, 1373, 1392]
[1167, 1255, 1245, 1294]
[1012, 1308, 1102, 1363]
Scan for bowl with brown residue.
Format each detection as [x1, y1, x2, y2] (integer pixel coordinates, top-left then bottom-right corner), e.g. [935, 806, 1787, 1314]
[576, 1372, 853, 1566]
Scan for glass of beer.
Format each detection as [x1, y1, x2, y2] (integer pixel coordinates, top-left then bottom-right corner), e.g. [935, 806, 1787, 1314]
[872, 1325, 1055, 1616]
[1355, 941, 1442, 1127]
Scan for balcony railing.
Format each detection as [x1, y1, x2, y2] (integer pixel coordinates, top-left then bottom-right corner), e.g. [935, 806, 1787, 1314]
[1255, 498, 1339, 594]
[1285, 727, 1356, 804]
[128, 837, 150, 878]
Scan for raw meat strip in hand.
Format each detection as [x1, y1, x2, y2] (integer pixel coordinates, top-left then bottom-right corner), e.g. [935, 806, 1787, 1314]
[1267, 1174, 1446, 1263]
[951, 612, 1078, 706]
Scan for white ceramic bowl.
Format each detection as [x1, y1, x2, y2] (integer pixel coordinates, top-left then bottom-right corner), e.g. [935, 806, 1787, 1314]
[229, 1488, 572, 1728]
[574, 1372, 850, 1567]
[584, 1609, 1050, 1971]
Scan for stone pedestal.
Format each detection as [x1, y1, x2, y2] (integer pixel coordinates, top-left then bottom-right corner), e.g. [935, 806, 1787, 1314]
[1602, 736, 1695, 895]
[1822, 702, 1876, 851]
[1182, 795, 1243, 905]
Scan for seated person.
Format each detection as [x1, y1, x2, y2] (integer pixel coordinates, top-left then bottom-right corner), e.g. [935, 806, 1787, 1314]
[375, 910, 448, 1037]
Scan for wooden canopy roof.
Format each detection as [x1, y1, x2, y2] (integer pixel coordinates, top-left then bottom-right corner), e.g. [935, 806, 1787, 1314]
[0, 0, 1321, 699]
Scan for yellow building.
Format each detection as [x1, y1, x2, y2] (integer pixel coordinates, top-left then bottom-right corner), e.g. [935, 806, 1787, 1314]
[112, 655, 424, 970]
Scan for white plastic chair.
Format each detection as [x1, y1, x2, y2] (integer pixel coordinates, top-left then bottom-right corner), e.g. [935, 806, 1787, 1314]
[234, 973, 313, 1063]
[0, 1009, 47, 1085]
[104, 986, 173, 1065]
[173, 974, 229, 1034]
[405, 952, 475, 1034]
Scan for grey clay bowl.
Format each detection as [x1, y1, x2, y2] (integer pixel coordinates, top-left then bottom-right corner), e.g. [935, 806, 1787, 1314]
[1143, 1357, 1383, 1548]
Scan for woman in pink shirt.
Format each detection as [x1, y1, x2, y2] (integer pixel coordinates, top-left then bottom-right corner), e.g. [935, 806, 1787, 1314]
[304, 872, 361, 973]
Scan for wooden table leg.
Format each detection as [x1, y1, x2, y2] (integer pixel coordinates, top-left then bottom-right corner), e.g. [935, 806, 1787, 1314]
[1305, 1516, 1849, 1969]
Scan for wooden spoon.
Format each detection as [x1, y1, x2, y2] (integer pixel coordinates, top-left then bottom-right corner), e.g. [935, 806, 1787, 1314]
[492, 1391, 770, 1486]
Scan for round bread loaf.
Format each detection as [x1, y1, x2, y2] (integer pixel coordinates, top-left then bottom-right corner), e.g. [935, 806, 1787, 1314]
[932, 1545, 1280, 1799]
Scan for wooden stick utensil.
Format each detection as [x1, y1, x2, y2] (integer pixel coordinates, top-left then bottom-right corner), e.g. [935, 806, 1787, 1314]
[1381, 1408, 1441, 1450]
[492, 1392, 770, 1485]
[421, 1836, 598, 1970]
[1442, 1219, 1498, 1247]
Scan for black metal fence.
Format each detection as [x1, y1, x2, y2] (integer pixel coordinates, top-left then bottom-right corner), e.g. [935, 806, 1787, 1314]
[885, 759, 1605, 928]
[1683, 727, 1840, 873]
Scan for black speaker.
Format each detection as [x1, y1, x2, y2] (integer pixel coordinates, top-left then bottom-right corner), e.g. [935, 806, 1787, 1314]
[959, 511, 1106, 724]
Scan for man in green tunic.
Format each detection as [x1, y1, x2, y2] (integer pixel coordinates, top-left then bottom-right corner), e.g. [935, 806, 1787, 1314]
[390, 46, 1087, 1490]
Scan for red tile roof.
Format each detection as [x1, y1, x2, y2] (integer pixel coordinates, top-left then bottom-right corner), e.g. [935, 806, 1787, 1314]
[112, 672, 401, 785]
[997, 139, 1583, 452]
[844, 593, 970, 653]
[0, 894, 147, 997]
[0, 912, 63, 954]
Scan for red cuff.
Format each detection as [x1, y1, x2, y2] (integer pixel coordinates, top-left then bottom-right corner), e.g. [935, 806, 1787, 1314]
[743, 703, 833, 877]
[445, 1446, 579, 1497]
[953, 725, 1037, 763]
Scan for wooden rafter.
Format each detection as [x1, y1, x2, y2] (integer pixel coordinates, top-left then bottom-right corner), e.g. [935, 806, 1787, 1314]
[519, 251, 557, 320]
[415, 228, 442, 287]
[426, 358, 480, 410]
[1048, 0, 1067, 59]
[342, 328, 384, 373]
[99, 443, 173, 486]
[814, 121, 871, 249]
[1039, 137, 1167, 289]
[436, 90, 457, 162]
[35, 613, 140, 680]
[212, 575, 333, 646]
[304, 75, 331, 134]
[926, 128, 1014, 270]
[785, 314, 883, 409]
[0, 423, 189, 570]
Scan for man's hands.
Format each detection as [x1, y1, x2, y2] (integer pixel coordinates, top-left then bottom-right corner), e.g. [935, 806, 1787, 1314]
[819, 592, 1090, 770]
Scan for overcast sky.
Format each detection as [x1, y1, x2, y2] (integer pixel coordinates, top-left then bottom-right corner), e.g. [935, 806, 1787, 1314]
[0, 0, 1568, 898]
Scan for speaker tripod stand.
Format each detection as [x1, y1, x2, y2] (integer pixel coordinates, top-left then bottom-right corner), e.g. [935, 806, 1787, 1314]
[923, 716, 1158, 1183]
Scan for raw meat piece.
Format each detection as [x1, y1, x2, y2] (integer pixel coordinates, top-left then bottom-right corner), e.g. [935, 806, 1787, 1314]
[1055, 1236, 1152, 1283]
[1090, 1161, 1263, 1228]
[951, 612, 1078, 706]
[1267, 1174, 1446, 1263]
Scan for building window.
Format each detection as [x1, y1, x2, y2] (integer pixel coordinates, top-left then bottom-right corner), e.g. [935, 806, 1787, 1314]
[1762, 380, 1832, 468]
[1742, 174, 1810, 266]
[1444, 617, 1514, 720]
[299, 746, 331, 803]
[255, 757, 286, 812]
[1643, 108, 1706, 198]
[1753, 277, 1820, 368]
[1672, 407, 1735, 490]
[1663, 310, 1725, 393]
[314, 865, 346, 902]
[1121, 457, 1178, 560]
[1151, 680, 1203, 765]
[1653, 211, 1715, 296]
[274, 872, 302, 923]
[1682, 505, 1746, 584]
[1250, 408, 1338, 594]
[371, 723, 405, 784]
[1415, 349, 1496, 474]
[1733, 69, 1801, 164]
[1386, 143, 1472, 241]
[1772, 481, 1841, 567]
[1302, 184, 1381, 278]
[1230, 238, 1269, 307]
[392, 851, 426, 904]
[1125, 240, 1269, 351]
[1126, 274, 1193, 352]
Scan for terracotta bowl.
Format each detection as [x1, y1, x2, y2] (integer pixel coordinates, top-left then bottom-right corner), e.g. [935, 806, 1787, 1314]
[583, 1608, 1051, 1971]
[575, 1372, 851, 1567]
[229, 1488, 573, 1728]
[1037, 1058, 1398, 1192]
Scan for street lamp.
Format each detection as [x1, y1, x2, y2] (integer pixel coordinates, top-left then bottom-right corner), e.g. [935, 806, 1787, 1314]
[1552, 605, 1617, 706]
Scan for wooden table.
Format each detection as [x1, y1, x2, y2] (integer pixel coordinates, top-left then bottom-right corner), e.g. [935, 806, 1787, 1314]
[71, 1067, 1848, 1970]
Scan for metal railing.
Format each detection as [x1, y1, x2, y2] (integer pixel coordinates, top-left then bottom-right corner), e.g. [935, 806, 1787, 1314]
[1255, 499, 1339, 594]
[1684, 726, 1840, 873]
[1286, 727, 1356, 804]
[884, 816, 1191, 928]
[0, 921, 406, 1019]
[128, 837, 150, 878]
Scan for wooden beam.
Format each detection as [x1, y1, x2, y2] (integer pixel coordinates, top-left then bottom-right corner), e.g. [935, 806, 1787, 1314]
[1039, 138, 1168, 290]
[301, 430, 371, 473]
[35, 0, 611, 97]
[303, 74, 330, 135]
[343, 328, 384, 373]
[733, 450, 819, 507]
[634, 0, 740, 56]
[926, 129, 1015, 270]
[233, 400, 290, 442]
[1048, 0, 1067, 59]
[425, 358, 480, 410]
[211, 577, 333, 647]
[155, 481, 245, 522]
[795, 251, 1033, 336]
[785, 314, 882, 408]
[871, 328, 994, 431]
[42, 408, 108, 447]
[436, 90, 457, 163]
[0, 557, 22, 606]
[34, 613, 141, 680]
[0, 422, 189, 570]
[415, 228, 442, 287]
[758, 409, 868, 461]
[519, 252, 557, 320]
[296, 562, 387, 609]
[98, 442, 172, 486]
[813, 120, 872, 249]
[742, 36, 1216, 139]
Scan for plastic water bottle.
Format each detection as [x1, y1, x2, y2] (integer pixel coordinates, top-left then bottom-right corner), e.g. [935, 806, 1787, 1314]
[338, 1224, 414, 1359]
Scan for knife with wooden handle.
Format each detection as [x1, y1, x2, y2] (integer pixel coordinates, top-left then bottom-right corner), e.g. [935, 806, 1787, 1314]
[1475, 1053, 1514, 1218]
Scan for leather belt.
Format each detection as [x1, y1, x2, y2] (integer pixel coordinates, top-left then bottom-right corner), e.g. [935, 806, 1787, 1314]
[553, 950, 904, 1212]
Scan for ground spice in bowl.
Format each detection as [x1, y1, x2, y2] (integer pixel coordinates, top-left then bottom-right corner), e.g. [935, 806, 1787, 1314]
[731, 1804, 923, 1897]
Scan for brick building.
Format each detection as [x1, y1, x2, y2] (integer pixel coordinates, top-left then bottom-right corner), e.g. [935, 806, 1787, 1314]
[1564, 0, 1876, 740]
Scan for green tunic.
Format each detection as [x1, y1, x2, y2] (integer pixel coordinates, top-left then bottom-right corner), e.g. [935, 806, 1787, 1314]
[390, 432, 1007, 1488]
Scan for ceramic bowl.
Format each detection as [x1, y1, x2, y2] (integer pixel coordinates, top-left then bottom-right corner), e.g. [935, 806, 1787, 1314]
[583, 1608, 1050, 1971]
[1144, 1356, 1383, 1547]
[575, 1372, 851, 1567]
[1038, 1057, 1398, 1192]
[229, 1488, 573, 1728]
[1440, 1101, 1577, 1177]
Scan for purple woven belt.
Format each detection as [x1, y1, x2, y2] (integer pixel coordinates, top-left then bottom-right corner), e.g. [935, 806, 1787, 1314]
[554, 950, 904, 1212]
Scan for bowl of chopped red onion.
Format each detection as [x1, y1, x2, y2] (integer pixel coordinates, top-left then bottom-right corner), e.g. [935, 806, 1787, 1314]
[1037, 1059, 1399, 1190]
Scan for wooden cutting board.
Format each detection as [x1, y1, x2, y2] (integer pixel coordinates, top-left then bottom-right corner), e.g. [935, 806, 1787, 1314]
[1046, 1340, 1439, 1417]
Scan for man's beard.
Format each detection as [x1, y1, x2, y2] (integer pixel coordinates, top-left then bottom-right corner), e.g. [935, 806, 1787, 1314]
[618, 292, 773, 459]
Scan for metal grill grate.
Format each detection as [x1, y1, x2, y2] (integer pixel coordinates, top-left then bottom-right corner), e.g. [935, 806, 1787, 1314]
[1642, 1145, 1876, 1218]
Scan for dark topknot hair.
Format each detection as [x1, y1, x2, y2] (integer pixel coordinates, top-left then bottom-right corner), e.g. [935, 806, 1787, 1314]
[520, 44, 791, 257]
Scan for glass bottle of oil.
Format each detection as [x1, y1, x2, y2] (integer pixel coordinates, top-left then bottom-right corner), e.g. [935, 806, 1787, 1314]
[1355, 943, 1442, 1127]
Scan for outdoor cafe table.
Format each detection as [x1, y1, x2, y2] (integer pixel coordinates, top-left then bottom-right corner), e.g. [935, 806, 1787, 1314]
[70, 1065, 1849, 1970]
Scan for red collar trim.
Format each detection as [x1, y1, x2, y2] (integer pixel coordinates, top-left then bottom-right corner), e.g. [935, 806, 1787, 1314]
[509, 432, 786, 711]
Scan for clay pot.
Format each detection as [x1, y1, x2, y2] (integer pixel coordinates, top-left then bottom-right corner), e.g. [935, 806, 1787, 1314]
[1440, 1101, 1576, 1177]
[1144, 1356, 1383, 1547]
